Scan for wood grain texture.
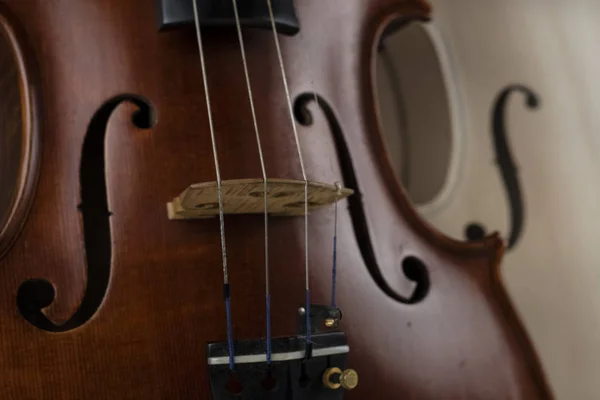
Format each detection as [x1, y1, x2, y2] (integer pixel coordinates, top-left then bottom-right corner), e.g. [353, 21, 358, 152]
[0, 0, 552, 399]
[0, 3, 41, 260]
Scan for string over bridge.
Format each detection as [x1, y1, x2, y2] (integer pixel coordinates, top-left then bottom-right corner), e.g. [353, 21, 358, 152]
[167, 178, 353, 219]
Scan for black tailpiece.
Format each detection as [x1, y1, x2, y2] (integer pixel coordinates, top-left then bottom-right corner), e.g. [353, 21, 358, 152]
[207, 304, 352, 399]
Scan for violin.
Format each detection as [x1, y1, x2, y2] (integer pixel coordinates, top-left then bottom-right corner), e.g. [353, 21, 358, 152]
[0, 0, 552, 398]
[378, 1, 600, 397]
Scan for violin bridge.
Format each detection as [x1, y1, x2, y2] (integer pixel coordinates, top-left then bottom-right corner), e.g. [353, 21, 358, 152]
[166, 178, 353, 220]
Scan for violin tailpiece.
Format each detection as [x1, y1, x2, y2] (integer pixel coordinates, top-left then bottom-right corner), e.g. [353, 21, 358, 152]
[207, 304, 355, 399]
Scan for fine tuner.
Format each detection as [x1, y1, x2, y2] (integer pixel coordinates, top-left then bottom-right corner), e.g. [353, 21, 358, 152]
[322, 368, 359, 391]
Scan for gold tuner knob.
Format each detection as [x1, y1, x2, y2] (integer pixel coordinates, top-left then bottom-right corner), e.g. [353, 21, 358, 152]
[323, 367, 359, 390]
[324, 317, 337, 328]
[340, 369, 359, 390]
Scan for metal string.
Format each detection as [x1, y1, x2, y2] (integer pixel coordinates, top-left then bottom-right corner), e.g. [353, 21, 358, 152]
[265, 0, 312, 344]
[230, 0, 273, 367]
[331, 182, 342, 308]
[294, 19, 343, 314]
[191, 0, 235, 371]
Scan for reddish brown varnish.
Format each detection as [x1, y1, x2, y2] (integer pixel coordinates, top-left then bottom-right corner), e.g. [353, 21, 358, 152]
[0, 0, 553, 399]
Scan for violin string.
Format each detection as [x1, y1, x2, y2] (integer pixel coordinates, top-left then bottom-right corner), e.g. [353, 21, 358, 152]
[230, 0, 273, 367]
[331, 182, 341, 308]
[294, 23, 342, 311]
[265, 0, 312, 345]
[293, 19, 342, 312]
[191, 0, 235, 372]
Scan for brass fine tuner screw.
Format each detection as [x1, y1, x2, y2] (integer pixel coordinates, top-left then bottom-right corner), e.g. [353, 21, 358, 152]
[323, 367, 359, 390]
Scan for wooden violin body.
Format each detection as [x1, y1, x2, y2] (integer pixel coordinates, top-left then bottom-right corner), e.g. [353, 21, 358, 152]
[0, 0, 552, 398]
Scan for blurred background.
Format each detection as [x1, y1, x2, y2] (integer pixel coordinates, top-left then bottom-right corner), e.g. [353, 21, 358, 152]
[375, 1, 600, 399]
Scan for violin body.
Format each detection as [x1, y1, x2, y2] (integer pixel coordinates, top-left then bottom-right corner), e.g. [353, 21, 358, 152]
[377, 1, 600, 397]
[0, 0, 551, 399]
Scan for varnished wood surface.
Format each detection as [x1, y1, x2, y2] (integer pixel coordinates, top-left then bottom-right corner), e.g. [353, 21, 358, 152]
[0, 0, 552, 399]
[0, 4, 41, 260]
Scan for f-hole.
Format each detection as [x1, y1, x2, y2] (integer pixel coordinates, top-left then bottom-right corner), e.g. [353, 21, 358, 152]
[465, 85, 539, 250]
[17, 94, 156, 331]
[294, 93, 429, 304]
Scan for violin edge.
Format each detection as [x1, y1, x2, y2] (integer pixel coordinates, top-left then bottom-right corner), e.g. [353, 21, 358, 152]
[0, 2, 42, 261]
[363, 0, 511, 261]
